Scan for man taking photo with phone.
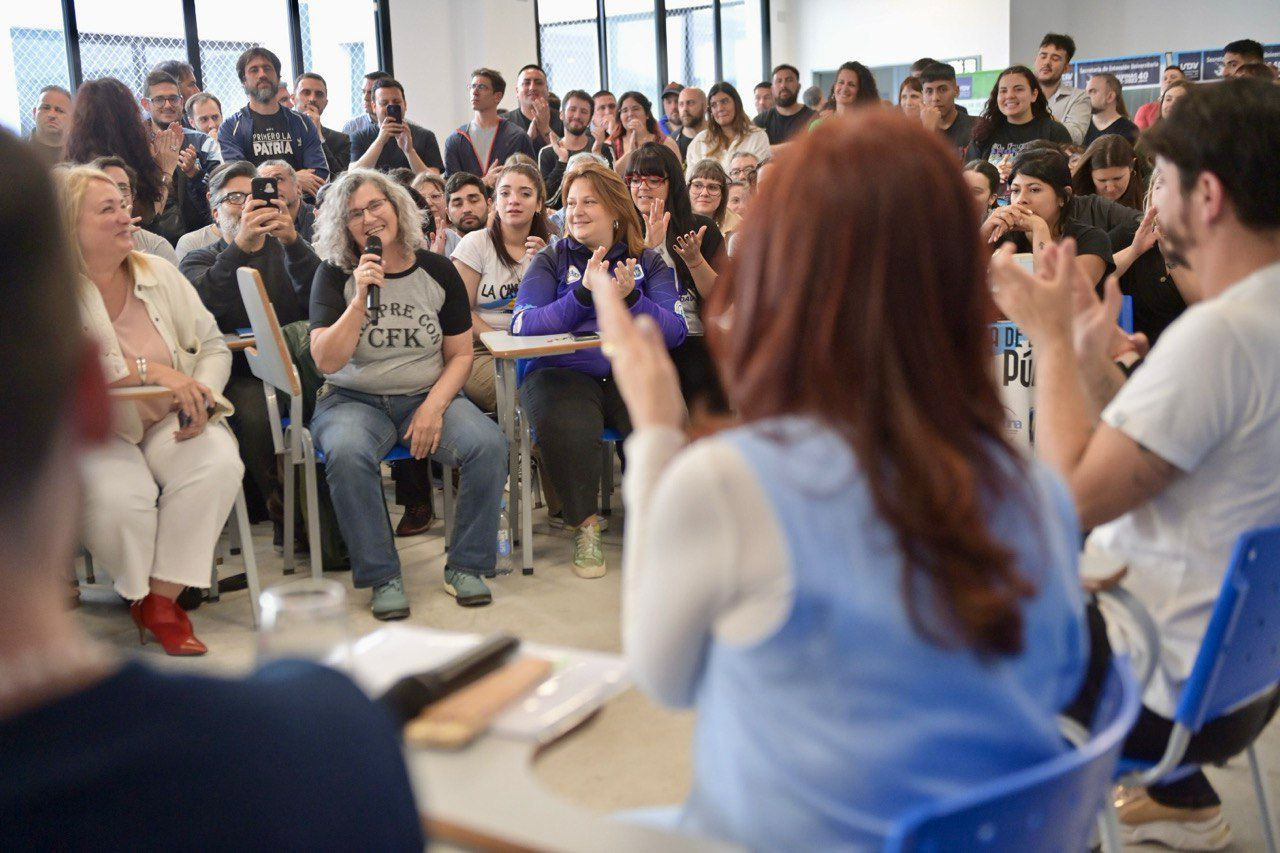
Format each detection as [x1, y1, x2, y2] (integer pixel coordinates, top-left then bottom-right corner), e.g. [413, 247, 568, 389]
[350, 78, 444, 175]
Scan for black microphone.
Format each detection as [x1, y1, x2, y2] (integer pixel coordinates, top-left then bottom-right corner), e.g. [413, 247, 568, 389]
[377, 634, 520, 726]
[364, 234, 383, 324]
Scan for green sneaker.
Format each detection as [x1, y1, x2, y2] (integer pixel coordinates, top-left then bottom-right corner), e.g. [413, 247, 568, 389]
[370, 576, 410, 621]
[444, 568, 492, 607]
[572, 522, 606, 579]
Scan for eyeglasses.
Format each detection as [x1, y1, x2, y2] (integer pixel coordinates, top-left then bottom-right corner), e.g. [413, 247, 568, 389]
[625, 174, 668, 189]
[213, 191, 248, 207]
[345, 197, 389, 223]
[149, 95, 183, 106]
[469, 83, 493, 93]
[689, 180, 723, 195]
[729, 166, 758, 180]
[114, 182, 134, 202]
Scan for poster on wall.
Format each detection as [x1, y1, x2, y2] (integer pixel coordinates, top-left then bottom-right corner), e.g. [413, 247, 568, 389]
[1174, 45, 1280, 80]
[1071, 54, 1163, 89]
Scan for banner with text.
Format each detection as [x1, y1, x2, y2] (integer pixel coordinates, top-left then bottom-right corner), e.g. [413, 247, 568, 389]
[1072, 54, 1163, 89]
[1174, 44, 1280, 81]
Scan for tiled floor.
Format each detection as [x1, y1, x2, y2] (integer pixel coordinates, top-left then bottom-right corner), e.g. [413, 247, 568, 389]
[75, 489, 1279, 851]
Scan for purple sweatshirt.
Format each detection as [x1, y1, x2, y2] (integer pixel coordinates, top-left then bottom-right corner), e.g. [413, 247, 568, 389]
[512, 237, 686, 378]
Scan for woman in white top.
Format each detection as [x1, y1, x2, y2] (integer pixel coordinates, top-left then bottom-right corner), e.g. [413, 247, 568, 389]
[683, 82, 771, 178]
[452, 163, 551, 412]
[63, 166, 242, 657]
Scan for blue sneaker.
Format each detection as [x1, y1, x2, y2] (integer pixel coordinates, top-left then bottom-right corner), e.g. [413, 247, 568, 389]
[444, 568, 492, 607]
[370, 576, 410, 621]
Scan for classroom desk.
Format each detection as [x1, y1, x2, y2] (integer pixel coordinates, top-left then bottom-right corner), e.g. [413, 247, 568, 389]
[108, 384, 172, 401]
[224, 332, 256, 351]
[480, 331, 604, 575]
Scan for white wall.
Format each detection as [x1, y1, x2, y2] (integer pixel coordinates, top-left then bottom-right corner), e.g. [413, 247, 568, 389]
[390, 0, 539, 137]
[771, 0, 1011, 80]
[1009, 0, 1280, 67]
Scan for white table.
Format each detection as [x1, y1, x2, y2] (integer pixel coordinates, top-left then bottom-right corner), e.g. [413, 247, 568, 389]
[480, 331, 604, 575]
[108, 384, 172, 402]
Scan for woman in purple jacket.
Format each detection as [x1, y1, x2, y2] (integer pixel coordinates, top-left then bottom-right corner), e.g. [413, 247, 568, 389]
[512, 161, 686, 577]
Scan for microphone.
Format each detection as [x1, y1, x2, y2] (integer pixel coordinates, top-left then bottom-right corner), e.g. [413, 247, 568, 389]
[377, 634, 520, 726]
[364, 234, 383, 324]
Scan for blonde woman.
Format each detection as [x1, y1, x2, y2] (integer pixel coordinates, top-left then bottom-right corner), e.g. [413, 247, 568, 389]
[683, 82, 770, 178]
[64, 165, 241, 656]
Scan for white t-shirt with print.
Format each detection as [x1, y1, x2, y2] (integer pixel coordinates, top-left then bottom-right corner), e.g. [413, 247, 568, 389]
[451, 229, 533, 331]
[1087, 260, 1280, 717]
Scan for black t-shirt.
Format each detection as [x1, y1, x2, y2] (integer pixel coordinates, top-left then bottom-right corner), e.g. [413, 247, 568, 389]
[677, 130, 696, 160]
[998, 218, 1116, 288]
[310, 249, 471, 395]
[941, 108, 977, 156]
[1083, 116, 1140, 147]
[1112, 220, 1188, 345]
[248, 108, 296, 166]
[753, 106, 816, 144]
[965, 115, 1073, 164]
[348, 123, 444, 173]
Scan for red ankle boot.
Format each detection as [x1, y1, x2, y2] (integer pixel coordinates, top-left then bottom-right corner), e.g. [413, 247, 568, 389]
[130, 593, 208, 656]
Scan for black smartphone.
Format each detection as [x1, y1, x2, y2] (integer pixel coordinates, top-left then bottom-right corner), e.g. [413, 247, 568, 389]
[386, 103, 403, 122]
[251, 176, 279, 203]
[571, 332, 600, 342]
[178, 398, 216, 429]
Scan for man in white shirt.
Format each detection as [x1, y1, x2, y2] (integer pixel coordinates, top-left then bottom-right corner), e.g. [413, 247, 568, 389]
[991, 78, 1280, 851]
[1034, 33, 1091, 145]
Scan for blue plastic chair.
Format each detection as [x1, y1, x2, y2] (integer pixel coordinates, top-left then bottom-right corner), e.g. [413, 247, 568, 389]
[884, 656, 1141, 852]
[1115, 525, 1280, 853]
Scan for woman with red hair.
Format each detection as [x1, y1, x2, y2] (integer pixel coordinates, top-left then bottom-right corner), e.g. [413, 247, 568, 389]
[594, 111, 1089, 846]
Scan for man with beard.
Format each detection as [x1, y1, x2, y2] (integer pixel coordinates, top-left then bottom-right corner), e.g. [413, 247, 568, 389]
[181, 161, 321, 532]
[1033, 33, 1091, 145]
[538, 89, 613, 204]
[28, 85, 71, 166]
[218, 47, 328, 197]
[444, 172, 491, 234]
[753, 64, 815, 145]
[658, 82, 682, 137]
[990, 78, 1280, 851]
[675, 86, 707, 161]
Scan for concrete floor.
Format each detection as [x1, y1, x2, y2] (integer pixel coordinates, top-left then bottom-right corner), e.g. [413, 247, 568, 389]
[75, 482, 1279, 851]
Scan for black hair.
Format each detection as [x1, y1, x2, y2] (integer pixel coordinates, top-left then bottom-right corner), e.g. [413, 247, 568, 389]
[964, 159, 1000, 198]
[372, 77, 405, 100]
[771, 63, 800, 79]
[0, 130, 81, 520]
[911, 57, 940, 74]
[592, 89, 613, 101]
[471, 68, 506, 95]
[1039, 33, 1077, 62]
[143, 70, 180, 97]
[626, 142, 701, 290]
[445, 171, 488, 201]
[1145, 78, 1280, 230]
[364, 70, 392, 82]
[1223, 39, 1265, 62]
[836, 61, 881, 104]
[562, 89, 593, 111]
[236, 47, 282, 82]
[296, 71, 328, 88]
[153, 60, 195, 82]
[185, 91, 221, 117]
[518, 64, 547, 79]
[1072, 134, 1145, 210]
[1010, 147, 1074, 232]
[207, 160, 257, 198]
[754, 81, 771, 91]
[971, 65, 1052, 147]
[386, 167, 415, 187]
[89, 155, 137, 192]
[919, 62, 957, 85]
[65, 77, 165, 211]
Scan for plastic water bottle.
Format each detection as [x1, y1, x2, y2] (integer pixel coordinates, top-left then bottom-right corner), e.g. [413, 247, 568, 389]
[496, 496, 513, 575]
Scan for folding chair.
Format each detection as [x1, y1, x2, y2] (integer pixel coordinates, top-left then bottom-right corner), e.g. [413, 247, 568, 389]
[885, 655, 1142, 852]
[1113, 524, 1280, 853]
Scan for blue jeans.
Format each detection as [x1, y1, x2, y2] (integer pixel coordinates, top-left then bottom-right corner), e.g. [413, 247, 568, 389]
[312, 385, 508, 588]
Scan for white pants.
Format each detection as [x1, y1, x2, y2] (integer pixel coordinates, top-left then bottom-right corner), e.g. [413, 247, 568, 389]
[82, 413, 243, 601]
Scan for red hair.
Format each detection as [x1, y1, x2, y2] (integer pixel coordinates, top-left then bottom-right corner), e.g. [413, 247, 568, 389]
[708, 111, 1035, 655]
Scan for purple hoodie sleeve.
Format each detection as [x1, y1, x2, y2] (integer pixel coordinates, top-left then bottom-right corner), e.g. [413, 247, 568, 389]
[628, 251, 687, 348]
[511, 249, 592, 336]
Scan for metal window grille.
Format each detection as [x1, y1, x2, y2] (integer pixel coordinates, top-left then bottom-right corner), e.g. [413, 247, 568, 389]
[78, 31, 188, 95]
[10, 27, 72, 136]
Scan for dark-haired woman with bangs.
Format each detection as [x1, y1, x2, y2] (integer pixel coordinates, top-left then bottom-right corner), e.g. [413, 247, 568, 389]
[965, 65, 1072, 191]
[596, 111, 1088, 848]
[626, 142, 727, 417]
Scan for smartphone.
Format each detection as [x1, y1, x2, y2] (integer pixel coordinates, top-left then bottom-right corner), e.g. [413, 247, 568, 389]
[571, 332, 600, 342]
[251, 176, 279, 203]
[178, 398, 216, 429]
[386, 104, 403, 122]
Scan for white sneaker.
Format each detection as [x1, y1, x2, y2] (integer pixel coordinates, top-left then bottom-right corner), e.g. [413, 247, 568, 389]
[1116, 787, 1233, 851]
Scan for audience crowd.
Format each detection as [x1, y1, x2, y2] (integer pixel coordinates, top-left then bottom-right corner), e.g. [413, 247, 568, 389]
[5, 26, 1280, 851]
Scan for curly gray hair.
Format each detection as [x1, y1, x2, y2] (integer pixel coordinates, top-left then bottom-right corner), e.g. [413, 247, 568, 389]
[312, 168, 424, 271]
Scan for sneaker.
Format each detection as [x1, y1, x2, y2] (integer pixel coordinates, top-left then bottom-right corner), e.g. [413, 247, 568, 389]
[549, 512, 608, 533]
[1116, 787, 1232, 850]
[444, 568, 492, 607]
[572, 522, 606, 578]
[370, 576, 411, 621]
